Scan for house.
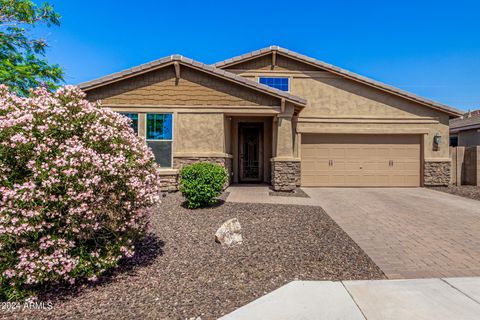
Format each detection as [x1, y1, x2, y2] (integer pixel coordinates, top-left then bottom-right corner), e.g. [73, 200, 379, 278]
[450, 110, 480, 147]
[79, 46, 462, 191]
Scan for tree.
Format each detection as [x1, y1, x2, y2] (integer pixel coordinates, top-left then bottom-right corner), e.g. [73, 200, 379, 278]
[0, 0, 63, 95]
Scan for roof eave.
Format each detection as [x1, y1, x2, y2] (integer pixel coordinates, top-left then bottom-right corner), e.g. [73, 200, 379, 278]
[450, 123, 480, 133]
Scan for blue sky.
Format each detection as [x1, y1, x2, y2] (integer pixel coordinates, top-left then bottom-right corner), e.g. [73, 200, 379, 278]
[39, 0, 479, 111]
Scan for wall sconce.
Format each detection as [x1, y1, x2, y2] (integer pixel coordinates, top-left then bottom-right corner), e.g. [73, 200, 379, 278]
[433, 133, 442, 150]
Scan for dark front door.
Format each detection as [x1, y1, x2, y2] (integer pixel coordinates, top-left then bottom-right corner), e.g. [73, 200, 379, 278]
[239, 123, 263, 182]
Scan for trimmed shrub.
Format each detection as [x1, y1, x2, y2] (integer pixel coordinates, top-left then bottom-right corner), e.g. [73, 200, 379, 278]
[0, 85, 162, 300]
[179, 162, 227, 209]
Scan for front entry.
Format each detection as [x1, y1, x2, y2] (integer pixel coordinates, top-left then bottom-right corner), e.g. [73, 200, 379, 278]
[239, 123, 263, 182]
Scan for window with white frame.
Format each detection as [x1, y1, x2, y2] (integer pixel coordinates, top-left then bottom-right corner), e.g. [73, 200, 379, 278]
[119, 112, 139, 134]
[259, 77, 289, 91]
[146, 113, 173, 168]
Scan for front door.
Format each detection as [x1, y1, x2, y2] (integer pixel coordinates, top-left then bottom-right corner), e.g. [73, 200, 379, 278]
[239, 123, 263, 182]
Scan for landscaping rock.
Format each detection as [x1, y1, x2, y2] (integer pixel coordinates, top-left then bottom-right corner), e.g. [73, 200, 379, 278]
[16, 192, 384, 320]
[215, 218, 243, 245]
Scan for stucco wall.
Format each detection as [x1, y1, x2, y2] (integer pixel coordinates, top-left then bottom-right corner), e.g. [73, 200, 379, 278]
[174, 113, 225, 154]
[225, 55, 452, 160]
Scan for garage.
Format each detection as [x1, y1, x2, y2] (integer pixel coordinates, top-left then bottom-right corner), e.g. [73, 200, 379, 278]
[301, 134, 421, 187]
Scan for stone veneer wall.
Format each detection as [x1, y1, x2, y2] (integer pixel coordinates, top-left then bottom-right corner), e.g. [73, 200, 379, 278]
[271, 160, 301, 191]
[159, 156, 233, 192]
[423, 161, 451, 186]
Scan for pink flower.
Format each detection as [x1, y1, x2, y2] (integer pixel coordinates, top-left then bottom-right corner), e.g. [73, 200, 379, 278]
[0, 85, 161, 295]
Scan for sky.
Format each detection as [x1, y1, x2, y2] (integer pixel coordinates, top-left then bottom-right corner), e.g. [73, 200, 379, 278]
[37, 0, 479, 111]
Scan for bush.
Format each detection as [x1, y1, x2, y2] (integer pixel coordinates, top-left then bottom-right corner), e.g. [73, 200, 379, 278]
[0, 85, 162, 300]
[179, 162, 227, 209]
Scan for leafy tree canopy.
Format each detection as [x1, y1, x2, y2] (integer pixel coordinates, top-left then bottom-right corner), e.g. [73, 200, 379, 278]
[0, 0, 63, 95]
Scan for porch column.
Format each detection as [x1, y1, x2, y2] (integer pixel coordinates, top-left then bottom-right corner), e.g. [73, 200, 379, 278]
[274, 104, 294, 159]
[271, 104, 300, 191]
[275, 116, 294, 158]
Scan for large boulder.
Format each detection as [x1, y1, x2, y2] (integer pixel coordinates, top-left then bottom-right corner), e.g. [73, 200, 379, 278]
[215, 218, 243, 245]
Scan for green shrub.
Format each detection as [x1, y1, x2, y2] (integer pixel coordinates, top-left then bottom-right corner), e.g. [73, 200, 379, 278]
[179, 162, 228, 209]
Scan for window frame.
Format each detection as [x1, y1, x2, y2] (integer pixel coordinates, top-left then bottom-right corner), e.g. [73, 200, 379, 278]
[258, 76, 290, 92]
[145, 113, 174, 168]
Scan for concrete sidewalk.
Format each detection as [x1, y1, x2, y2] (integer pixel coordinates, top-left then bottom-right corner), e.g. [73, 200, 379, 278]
[219, 278, 480, 320]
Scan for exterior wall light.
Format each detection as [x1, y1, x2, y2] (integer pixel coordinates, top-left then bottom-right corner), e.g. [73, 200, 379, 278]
[433, 133, 442, 149]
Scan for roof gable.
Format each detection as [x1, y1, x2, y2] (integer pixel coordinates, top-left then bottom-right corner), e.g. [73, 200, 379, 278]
[79, 55, 306, 107]
[214, 46, 463, 117]
[85, 64, 282, 107]
[219, 52, 318, 72]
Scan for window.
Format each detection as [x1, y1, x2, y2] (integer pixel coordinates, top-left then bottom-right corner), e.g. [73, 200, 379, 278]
[119, 113, 139, 134]
[259, 77, 289, 91]
[450, 135, 458, 147]
[146, 113, 173, 168]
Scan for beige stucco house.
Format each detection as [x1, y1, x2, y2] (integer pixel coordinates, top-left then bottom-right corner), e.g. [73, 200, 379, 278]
[79, 46, 462, 191]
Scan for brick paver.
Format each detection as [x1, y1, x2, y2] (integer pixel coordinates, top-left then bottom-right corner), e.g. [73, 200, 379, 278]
[226, 186, 480, 279]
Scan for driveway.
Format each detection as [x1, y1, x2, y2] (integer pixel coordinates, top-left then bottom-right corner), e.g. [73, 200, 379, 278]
[303, 188, 480, 279]
[226, 186, 480, 278]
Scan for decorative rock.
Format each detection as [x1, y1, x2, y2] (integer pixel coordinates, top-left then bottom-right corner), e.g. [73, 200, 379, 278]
[215, 218, 242, 245]
[424, 161, 451, 186]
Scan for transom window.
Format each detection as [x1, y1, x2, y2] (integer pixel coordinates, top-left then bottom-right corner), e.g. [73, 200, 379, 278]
[119, 112, 139, 134]
[259, 77, 289, 91]
[146, 113, 173, 168]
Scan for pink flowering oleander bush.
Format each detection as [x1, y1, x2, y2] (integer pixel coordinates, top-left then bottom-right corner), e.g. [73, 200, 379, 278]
[0, 85, 162, 300]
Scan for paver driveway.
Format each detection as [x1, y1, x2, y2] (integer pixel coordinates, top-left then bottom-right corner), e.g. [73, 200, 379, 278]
[302, 188, 480, 279]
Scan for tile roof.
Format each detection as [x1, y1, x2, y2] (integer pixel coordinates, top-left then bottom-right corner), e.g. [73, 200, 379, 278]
[214, 46, 463, 117]
[78, 55, 307, 106]
[450, 110, 480, 131]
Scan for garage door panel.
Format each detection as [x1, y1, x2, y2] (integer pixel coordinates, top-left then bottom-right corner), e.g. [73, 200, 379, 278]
[390, 147, 419, 159]
[330, 148, 346, 158]
[301, 134, 420, 187]
[302, 160, 317, 171]
[363, 161, 390, 171]
[344, 161, 362, 170]
[302, 147, 321, 159]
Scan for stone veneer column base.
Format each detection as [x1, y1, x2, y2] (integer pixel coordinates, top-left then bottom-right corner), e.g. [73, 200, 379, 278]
[159, 156, 233, 192]
[159, 174, 178, 192]
[271, 159, 301, 191]
[423, 161, 451, 186]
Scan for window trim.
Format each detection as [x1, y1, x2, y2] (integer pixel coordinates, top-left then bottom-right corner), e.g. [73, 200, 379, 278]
[258, 76, 290, 92]
[145, 113, 174, 168]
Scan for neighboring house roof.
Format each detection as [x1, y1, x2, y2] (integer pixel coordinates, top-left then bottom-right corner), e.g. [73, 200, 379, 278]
[450, 110, 480, 133]
[78, 54, 307, 107]
[214, 46, 463, 118]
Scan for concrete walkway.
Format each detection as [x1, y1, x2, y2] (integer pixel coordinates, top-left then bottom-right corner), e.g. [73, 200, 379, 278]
[226, 186, 480, 278]
[219, 278, 480, 320]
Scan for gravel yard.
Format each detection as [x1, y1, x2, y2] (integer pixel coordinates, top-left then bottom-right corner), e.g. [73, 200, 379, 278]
[5, 192, 384, 320]
[430, 185, 480, 201]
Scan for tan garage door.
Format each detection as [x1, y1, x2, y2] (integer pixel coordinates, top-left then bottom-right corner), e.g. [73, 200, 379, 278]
[301, 134, 421, 187]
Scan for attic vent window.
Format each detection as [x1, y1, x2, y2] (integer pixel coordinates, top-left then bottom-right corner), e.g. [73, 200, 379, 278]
[259, 77, 289, 91]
